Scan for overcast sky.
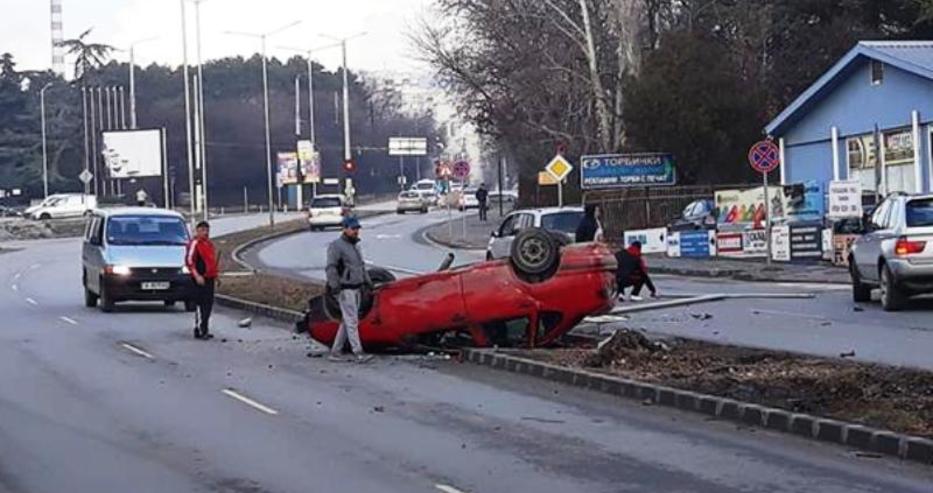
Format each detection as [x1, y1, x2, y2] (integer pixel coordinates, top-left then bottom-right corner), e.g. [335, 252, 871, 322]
[3, 0, 434, 75]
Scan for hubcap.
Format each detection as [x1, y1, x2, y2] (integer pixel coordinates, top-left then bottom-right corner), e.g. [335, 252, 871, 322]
[520, 237, 549, 268]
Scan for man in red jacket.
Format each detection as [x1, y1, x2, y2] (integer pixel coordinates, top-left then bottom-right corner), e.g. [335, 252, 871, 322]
[186, 221, 219, 339]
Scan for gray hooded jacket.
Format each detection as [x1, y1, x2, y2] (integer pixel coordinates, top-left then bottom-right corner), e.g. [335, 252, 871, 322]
[326, 235, 372, 291]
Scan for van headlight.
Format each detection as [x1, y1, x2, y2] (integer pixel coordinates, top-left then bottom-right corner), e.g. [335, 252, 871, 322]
[181, 265, 190, 274]
[105, 265, 132, 276]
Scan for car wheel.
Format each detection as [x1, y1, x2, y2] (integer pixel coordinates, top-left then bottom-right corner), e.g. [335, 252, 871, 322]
[84, 286, 98, 308]
[421, 207, 428, 214]
[397, 210, 405, 215]
[486, 251, 494, 261]
[185, 300, 197, 312]
[164, 300, 177, 308]
[510, 228, 560, 280]
[880, 264, 906, 311]
[39, 213, 51, 221]
[99, 279, 114, 312]
[850, 261, 871, 303]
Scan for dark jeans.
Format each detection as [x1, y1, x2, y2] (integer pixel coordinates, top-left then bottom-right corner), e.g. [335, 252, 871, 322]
[618, 274, 653, 297]
[194, 278, 215, 333]
[478, 202, 488, 221]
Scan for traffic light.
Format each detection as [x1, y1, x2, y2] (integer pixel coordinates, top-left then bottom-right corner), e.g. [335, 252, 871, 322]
[343, 159, 356, 174]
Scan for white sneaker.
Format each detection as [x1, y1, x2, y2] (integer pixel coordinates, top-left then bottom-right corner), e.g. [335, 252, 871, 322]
[327, 354, 347, 362]
[630, 295, 643, 302]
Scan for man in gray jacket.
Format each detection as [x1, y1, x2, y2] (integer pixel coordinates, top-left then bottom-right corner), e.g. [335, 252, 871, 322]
[326, 216, 373, 362]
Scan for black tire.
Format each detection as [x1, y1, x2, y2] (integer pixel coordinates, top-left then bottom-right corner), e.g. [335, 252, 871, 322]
[84, 286, 98, 308]
[510, 228, 560, 280]
[397, 210, 405, 215]
[322, 267, 397, 322]
[185, 300, 197, 312]
[420, 207, 428, 214]
[850, 260, 871, 303]
[99, 278, 114, 312]
[164, 300, 177, 308]
[880, 264, 906, 311]
[486, 251, 494, 261]
[39, 213, 51, 221]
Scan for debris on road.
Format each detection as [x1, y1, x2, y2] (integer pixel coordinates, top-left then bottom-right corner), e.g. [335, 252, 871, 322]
[840, 350, 856, 358]
[853, 306, 865, 312]
[238, 317, 253, 328]
[373, 406, 385, 413]
[690, 313, 713, 320]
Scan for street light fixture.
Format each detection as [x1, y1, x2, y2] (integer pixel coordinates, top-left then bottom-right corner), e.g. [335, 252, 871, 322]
[226, 20, 302, 227]
[277, 41, 341, 148]
[40, 82, 53, 199]
[319, 32, 366, 177]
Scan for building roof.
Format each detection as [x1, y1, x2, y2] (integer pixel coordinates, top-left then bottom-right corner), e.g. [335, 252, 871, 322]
[765, 41, 933, 136]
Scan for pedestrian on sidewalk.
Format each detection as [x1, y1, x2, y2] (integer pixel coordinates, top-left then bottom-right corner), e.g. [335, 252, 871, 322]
[575, 204, 604, 242]
[186, 221, 219, 339]
[476, 184, 489, 222]
[615, 240, 657, 301]
[326, 216, 374, 363]
[135, 188, 149, 207]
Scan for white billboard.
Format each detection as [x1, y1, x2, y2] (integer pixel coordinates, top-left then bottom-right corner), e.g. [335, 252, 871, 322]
[102, 129, 163, 179]
[388, 137, 428, 156]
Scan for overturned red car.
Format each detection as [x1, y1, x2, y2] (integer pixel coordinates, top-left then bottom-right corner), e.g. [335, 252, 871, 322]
[299, 229, 618, 349]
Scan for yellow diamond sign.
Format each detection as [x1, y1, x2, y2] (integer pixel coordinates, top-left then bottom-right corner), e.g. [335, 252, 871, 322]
[545, 155, 573, 182]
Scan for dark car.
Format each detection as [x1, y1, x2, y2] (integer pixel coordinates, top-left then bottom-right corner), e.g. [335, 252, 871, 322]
[669, 199, 718, 232]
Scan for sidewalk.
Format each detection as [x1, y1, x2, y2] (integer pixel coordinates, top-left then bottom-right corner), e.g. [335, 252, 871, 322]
[423, 208, 510, 250]
[647, 255, 850, 284]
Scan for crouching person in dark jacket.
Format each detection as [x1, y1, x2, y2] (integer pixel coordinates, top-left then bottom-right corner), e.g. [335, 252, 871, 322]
[615, 240, 657, 301]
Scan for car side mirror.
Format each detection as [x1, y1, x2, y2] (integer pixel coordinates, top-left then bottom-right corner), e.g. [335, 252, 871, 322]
[491, 230, 499, 238]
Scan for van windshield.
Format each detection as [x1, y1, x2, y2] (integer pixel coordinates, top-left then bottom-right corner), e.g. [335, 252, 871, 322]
[106, 216, 189, 246]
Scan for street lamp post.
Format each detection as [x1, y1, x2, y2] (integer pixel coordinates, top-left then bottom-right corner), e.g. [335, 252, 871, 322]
[193, 0, 209, 220]
[128, 36, 158, 130]
[180, 0, 196, 220]
[320, 33, 366, 198]
[40, 83, 52, 199]
[226, 20, 302, 228]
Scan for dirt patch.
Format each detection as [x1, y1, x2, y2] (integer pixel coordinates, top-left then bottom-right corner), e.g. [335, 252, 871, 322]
[213, 219, 322, 313]
[0, 218, 86, 241]
[515, 330, 933, 438]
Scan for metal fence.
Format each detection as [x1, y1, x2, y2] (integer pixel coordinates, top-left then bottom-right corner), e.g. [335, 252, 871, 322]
[584, 184, 753, 241]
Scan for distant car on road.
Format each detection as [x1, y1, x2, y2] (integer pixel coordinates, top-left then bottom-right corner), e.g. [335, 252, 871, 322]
[81, 208, 195, 313]
[26, 193, 97, 220]
[488, 189, 518, 205]
[307, 195, 347, 231]
[459, 187, 480, 211]
[486, 207, 585, 260]
[850, 193, 933, 311]
[0, 205, 23, 218]
[299, 228, 617, 349]
[396, 190, 429, 214]
[410, 179, 440, 205]
[668, 199, 717, 231]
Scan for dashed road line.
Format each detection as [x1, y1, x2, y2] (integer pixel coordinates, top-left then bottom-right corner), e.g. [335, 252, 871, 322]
[25, 297, 38, 306]
[120, 343, 154, 360]
[59, 316, 79, 325]
[435, 485, 469, 493]
[28, 263, 41, 271]
[221, 388, 279, 416]
[12, 272, 21, 281]
[11, 284, 18, 292]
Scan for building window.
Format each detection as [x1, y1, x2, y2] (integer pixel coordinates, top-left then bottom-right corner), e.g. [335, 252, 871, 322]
[871, 60, 884, 85]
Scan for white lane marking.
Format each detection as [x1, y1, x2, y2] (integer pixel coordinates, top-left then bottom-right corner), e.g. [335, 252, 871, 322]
[376, 234, 401, 239]
[28, 263, 41, 271]
[11, 284, 18, 292]
[25, 297, 37, 306]
[120, 343, 154, 360]
[221, 389, 279, 416]
[59, 316, 79, 325]
[12, 272, 21, 281]
[436, 485, 468, 493]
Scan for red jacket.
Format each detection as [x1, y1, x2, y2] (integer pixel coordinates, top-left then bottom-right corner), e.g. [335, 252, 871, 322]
[186, 237, 219, 279]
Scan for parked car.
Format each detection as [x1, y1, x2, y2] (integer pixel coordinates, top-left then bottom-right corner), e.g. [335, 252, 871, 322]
[26, 193, 97, 220]
[488, 189, 518, 205]
[459, 187, 480, 211]
[396, 190, 429, 214]
[0, 205, 23, 218]
[299, 228, 618, 349]
[850, 193, 933, 311]
[81, 208, 195, 313]
[669, 199, 717, 231]
[410, 179, 439, 205]
[307, 195, 347, 231]
[486, 207, 585, 260]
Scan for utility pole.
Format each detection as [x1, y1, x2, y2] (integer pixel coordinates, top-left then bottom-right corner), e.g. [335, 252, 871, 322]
[128, 37, 157, 129]
[40, 83, 52, 198]
[81, 86, 90, 195]
[180, 0, 196, 221]
[193, 0, 209, 219]
[321, 33, 366, 198]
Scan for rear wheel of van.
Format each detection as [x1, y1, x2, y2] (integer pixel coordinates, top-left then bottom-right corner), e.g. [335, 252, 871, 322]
[98, 278, 115, 312]
[185, 300, 197, 312]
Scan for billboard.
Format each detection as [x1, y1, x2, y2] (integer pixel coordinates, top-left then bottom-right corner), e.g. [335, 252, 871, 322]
[388, 137, 428, 156]
[101, 130, 163, 179]
[277, 152, 299, 186]
[580, 153, 676, 189]
[297, 140, 321, 184]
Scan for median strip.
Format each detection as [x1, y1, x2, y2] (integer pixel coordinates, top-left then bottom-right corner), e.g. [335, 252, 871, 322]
[221, 388, 279, 416]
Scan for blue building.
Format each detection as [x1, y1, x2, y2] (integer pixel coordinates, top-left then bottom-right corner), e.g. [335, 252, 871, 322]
[765, 41, 933, 200]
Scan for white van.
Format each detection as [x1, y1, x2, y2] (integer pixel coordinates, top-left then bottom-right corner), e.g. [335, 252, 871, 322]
[27, 194, 97, 220]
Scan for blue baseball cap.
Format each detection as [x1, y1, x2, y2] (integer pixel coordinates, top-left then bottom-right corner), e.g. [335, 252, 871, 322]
[342, 216, 362, 229]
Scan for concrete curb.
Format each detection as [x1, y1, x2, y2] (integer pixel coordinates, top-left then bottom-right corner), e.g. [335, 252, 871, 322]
[215, 294, 304, 325]
[461, 348, 933, 466]
[229, 224, 307, 272]
[422, 229, 488, 252]
[651, 265, 850, 286]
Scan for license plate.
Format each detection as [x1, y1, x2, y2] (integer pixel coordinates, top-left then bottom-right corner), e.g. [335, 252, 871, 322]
[141, 282, 170, 291]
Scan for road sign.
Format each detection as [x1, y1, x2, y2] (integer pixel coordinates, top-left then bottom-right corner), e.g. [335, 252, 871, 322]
[452, 160, 471, 179]
[323, 178, 340, 186]
[545, 154, 573, 182]
[748, 140, 780, 174]
[79, 169, 94, 184]
[388, 137, 428, 156]
[538, 171, 558, 186]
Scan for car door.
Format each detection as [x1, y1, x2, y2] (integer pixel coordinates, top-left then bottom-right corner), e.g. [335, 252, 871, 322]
[82, 215, 105, 293]
[490, 214, 520, 259]
[855, 199, 892, 282]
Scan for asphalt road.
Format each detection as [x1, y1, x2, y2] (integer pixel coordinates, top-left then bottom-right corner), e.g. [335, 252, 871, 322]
[3, 212, 933, 492]
[251, 209, 933, 370]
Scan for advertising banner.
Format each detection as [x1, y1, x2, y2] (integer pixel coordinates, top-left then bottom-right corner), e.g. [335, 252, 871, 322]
[785, 181, 826, 223]
[102, 129, 163, 178]
[790, 223, 823, 261]
[742, 230, 769, 257]
[715, 186, 785, 229]
[828, 180, 863, 219]
[297, 140, 321, 184]
[580, 153, 676, 189]
[276, 152, 299, 186]
[771, 225, 791, 262]
[717, 232, 744, 257]
[624, 228, 668, 254]
[680, 230, 716, 258]
[667, 232, 681, 257]
[832, 234, 859, 267]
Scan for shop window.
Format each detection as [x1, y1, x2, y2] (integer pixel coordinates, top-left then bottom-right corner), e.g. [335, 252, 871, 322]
[871, 60, 884, 85]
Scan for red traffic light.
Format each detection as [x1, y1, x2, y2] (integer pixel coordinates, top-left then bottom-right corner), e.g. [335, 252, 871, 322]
[343, 159, 356, 174]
